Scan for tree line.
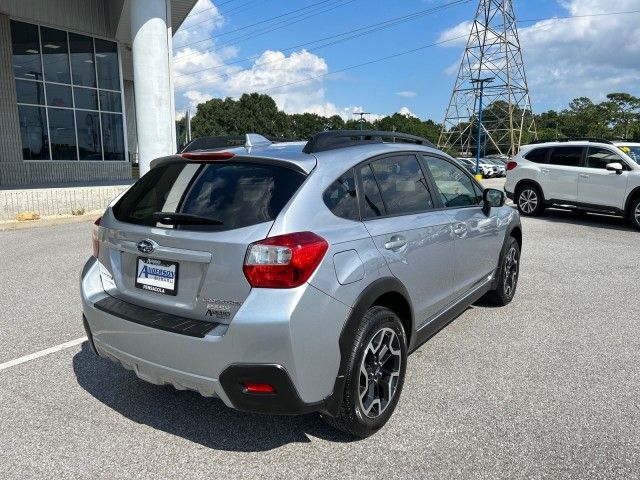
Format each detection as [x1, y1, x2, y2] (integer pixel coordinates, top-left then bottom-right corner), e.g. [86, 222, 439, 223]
[178, 91, 640, 151]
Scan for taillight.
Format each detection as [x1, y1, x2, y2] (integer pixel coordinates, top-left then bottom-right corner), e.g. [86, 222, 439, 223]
[243, 232, 328, 288]
[92, 216, 101, 258]
[243, 382, 276, 394]
[506, 161, 518, 171]
[181, 151, 235, 161]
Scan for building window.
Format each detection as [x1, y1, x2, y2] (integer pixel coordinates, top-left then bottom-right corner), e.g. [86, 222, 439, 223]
[10, 20, 126, 161]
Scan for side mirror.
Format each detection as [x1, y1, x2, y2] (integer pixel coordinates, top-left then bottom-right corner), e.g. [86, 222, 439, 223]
[606, 162, 624, 174]
[483, 188, 505, 215]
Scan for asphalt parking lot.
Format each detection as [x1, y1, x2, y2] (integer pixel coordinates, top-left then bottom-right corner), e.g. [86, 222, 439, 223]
[1, 186, 639, 479]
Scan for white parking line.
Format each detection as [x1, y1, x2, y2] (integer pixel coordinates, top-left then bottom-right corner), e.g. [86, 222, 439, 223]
[0, 337, 87, 372]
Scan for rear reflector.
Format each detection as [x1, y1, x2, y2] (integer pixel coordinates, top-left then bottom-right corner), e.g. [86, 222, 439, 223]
[181, 151, 235, 161]
[92, 216, 101, 258]
[243, 231, 328, 288]
[243, 382, 276, 394]
[506, 161, 518, 171]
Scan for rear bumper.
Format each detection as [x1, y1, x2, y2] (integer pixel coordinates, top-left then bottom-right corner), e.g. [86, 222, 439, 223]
[80, 257, 350, 414]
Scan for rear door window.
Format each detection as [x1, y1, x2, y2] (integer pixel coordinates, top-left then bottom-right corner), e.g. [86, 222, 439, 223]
[369, 155, 434, 215]
[113, 161, 306, 231]
[548, 147, 583, 167]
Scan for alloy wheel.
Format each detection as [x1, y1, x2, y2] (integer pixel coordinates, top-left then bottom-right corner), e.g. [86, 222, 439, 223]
[635, 203, 640, 226]
[358, 327, 402, 419]
[518, 189, 538, 214]
[503, 245, 519, 298]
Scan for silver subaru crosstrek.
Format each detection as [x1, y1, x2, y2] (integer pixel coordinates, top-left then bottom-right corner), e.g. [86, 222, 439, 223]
[80, 130, 522, 437]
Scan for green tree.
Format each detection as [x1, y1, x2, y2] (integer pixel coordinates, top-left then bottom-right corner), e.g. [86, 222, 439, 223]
[604, 93, 640, 139]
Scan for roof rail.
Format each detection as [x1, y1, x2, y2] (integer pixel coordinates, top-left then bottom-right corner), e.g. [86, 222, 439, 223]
[302, 130, 435, 154]
[530, 137, 614, 145]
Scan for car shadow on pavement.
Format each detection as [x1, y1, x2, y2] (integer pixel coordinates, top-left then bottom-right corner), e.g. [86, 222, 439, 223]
[72, 343, 357, 451]
[535, 208, 634, 232]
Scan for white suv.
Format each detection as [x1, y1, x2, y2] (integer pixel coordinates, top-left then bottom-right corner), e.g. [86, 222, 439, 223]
[504, 139, 640, 230]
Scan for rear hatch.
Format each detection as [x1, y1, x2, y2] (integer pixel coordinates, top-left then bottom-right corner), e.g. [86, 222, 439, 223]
[97, 158, 307, 324]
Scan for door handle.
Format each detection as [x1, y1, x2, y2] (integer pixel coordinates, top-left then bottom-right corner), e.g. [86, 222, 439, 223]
[452, 222, 468, 237]
[384, 236, 407, 250]
[579, 173, 590, 178]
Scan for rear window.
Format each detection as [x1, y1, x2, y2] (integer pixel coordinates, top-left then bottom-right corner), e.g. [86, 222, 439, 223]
[524, 148, 549, 163]
[113, 161, 306, 231]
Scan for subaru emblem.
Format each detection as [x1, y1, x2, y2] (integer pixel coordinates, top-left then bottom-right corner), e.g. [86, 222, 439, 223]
[137, 239, 156, 254]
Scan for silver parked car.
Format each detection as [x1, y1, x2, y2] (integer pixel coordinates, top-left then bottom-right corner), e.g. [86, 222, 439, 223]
[81, 131, 522, 437]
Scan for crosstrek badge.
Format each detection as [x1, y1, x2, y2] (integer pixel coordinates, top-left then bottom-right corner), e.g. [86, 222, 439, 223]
[135, 257, 179, 296]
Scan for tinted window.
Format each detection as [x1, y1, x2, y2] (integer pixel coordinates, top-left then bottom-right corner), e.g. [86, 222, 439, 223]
[323, 170, 359, 220]
[549, 147, 582, 167]
[69, 33, 96, 87]
[48, 108, 76, 160]
[359, 164, 385, 218]
[113, 162, 306, 231]
[424, 156, 483, 207]
[76, 110, 102, 160]
[15, 79, 44, 105]
[370, 155, 433, 215]
[18, 105, 49, 160]
[74, 86, 98, 110]
[46, 83, 72, 108]
[586, 147, 625, 169]
[95, 39, 120, 91]
[101, 113, 125, 160]
[11, 21, 42, 81]
[41, 27, 70, 84]
[524, 148, 549, 163]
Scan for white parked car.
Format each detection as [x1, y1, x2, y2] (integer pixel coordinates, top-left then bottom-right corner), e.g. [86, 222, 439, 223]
[504, 139, 640, 230]
[456, 157, 494, 178]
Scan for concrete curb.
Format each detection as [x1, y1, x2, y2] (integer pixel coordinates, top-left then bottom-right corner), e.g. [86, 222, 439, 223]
[0, 212, 100, 231]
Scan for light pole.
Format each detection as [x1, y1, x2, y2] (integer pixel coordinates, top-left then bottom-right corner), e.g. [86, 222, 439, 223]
[355, 112, 370, 131]
[471, 77, 494, 180]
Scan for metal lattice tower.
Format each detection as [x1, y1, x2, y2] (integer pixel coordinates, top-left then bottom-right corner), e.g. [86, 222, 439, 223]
[438, 0, 537, 157]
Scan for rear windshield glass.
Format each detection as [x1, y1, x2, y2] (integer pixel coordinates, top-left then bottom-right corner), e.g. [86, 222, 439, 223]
[113, 161, 306, 231]
[524, 148, 549, 163]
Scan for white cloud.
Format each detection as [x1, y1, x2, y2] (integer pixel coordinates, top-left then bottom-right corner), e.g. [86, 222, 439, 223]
[398, 106, 416, 117]
[396, 90, 417, 98]
[437, 0, 640, 110]
[173, 1, 371, 120]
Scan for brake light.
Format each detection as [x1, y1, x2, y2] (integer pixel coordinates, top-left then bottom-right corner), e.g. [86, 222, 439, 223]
[92, 216, 102, 258]
[181, 151, 235, 161]
[243, 382, 276, 394]
[243, 232, 328, 288]
[506, 161, 518, 171]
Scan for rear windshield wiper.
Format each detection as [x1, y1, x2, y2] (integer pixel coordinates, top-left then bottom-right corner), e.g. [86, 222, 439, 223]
[152, 212, 223, 225]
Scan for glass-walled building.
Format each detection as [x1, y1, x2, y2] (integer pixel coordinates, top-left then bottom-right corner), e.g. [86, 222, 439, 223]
[0, 0, 196, 187]
[12, 20, 125, 162]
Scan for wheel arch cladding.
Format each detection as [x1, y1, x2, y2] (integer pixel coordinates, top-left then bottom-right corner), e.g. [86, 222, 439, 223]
[324, 277, 413, 416]
[624, 186, 640, 216]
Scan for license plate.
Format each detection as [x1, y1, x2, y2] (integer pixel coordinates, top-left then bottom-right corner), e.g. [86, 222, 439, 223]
[135, 257, 179, 296]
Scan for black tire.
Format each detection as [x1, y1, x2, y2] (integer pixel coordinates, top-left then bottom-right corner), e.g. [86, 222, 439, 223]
[516, 184, 545, 216]
[628, 196, 640, 231]
[322, 306, 407, 438]
[483, 236, 521, 306]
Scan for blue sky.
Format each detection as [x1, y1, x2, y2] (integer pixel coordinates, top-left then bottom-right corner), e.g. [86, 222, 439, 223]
[173, 0, 640, 122]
